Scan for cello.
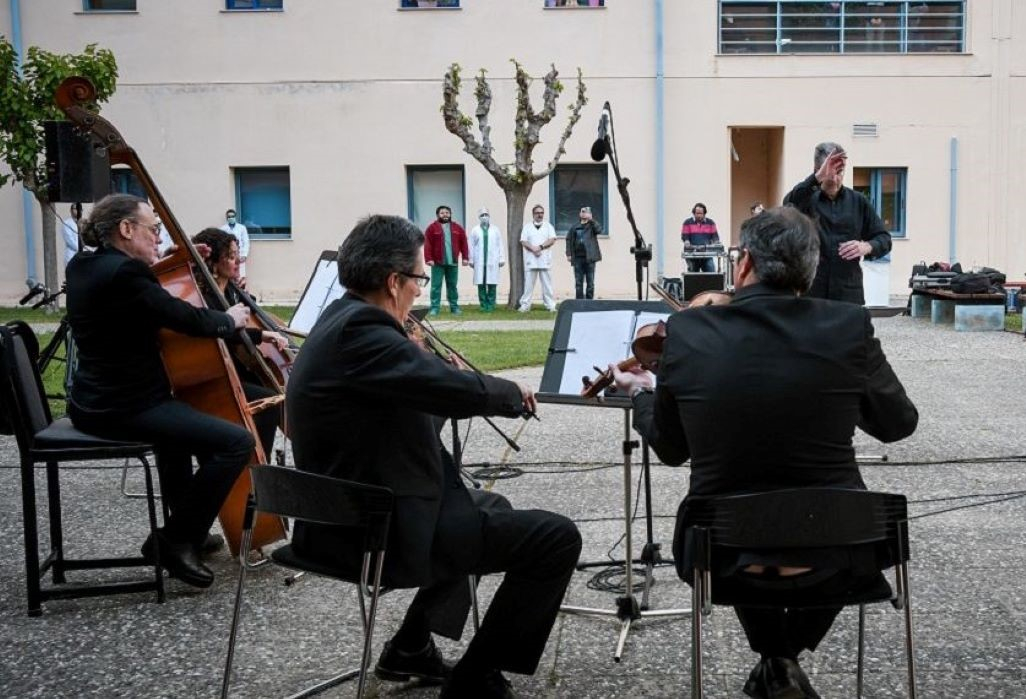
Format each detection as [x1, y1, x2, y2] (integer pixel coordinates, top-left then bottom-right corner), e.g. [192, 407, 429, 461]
[55, 77, 286, 556]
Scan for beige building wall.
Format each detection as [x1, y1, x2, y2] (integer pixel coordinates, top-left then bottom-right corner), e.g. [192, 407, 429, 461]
[0, 0, 1021, 304]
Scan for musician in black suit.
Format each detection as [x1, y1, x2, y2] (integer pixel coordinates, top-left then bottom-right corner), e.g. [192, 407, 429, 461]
[286, 215, 581, 699]
[614, 206, 918, 698]
[66, 194, 256, 589]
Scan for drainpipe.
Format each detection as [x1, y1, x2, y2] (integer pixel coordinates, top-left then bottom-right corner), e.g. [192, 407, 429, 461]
[948, 137, 957, 264]
[10, 0, 37, 286]
[654, 0, 665, 279]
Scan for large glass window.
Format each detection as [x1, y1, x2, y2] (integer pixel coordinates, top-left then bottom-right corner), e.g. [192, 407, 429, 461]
[544, 1, 606, 7]
[550, 164, 608, 236]
[399, 1, 461, 8]
[226, 0, 283, 9]
[234, 167, 291, 238]
[83, 0, 136, 10]
[719, 1, 965, 54]
[110, 168, 145, 198]
[853, 167, 907, 238]
[406, 166, 466, 233]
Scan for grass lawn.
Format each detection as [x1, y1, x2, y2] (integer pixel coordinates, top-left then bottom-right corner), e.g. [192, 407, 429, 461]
[1006, 313, 1021, 332]
[433, 329, 551, 372]
[0, 306, 62, 324]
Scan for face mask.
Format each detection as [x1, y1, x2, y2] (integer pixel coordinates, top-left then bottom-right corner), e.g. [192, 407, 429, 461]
[480, 215, 490, 224]
[227, 216, 237, 225]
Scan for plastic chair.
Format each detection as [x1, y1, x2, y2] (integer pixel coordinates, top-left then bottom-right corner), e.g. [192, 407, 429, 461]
[677, 488, 916, 698]
[0, 322, 163, 616]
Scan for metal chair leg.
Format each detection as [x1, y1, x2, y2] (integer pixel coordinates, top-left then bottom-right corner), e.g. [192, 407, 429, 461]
[357, 551, 386, 699]
[220, 524, 255, 699]
[140, 456, 165, 603]
[44, 460, 66, 584]
[857, 604, 866, 698]
[20, 456, 42, 617]
[899, 563, 917, 699]
[470, 575, 481, 632]
[120, 458, 152, 499]
[691, 575, 704, 699]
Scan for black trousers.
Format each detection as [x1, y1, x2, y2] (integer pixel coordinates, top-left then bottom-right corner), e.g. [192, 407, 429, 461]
[399, 501, 582, 676]
[731, 569, 884, 659]
[70, 399, 253, 546]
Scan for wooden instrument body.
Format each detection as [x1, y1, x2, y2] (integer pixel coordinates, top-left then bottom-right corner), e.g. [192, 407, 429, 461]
[56, 77, 286, 556]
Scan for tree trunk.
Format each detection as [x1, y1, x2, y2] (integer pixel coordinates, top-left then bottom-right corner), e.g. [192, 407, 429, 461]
[38, 198, 60, 311]
[504, 186, 531, 309]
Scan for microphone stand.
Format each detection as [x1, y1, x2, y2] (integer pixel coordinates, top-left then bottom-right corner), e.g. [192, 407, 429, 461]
[596, 104, 652, 303]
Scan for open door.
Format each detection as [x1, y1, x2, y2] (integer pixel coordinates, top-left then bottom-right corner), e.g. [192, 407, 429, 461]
[729, 127, 784, 245]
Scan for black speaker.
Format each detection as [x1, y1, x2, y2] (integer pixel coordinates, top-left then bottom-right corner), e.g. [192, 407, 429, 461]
[682, 272, 725, 301]
[44, 120, 111, 203]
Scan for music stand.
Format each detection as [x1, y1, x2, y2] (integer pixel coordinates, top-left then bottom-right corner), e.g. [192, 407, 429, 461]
[538, 299, 689, 662]
[290, 250, 346, 335]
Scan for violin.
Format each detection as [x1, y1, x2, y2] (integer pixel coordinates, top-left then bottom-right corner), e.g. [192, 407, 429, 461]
[580, 288, 733, 400]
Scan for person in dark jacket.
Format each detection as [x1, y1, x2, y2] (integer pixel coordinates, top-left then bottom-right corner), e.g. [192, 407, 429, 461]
[564, 205, 603, 299]
[613, 206, 918, 699]
[783, 142, 891, 304]
[65, 194, 256, 589]
[681, 202, 721, 272]
[286, 215, 581, 699]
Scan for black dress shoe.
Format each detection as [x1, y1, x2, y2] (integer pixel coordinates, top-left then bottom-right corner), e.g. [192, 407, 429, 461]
[374, 638, 452, 685]
[762, 657, 812, 699]
[439, 668, 518, 699]
[743, 659, 768, 698]
[142, 531, 214, 589]
[200, 533, 225, 556]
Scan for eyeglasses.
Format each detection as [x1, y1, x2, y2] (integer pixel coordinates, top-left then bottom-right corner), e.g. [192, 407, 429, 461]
[398, 271, 430, 288]
[533, 210, 545, 216]
[127, 219, 163, 236]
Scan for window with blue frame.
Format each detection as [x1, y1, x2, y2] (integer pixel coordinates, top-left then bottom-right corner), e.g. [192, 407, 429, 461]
[544, 1, 606, 6]
[853, 167, 907, 238]
[399, 1, 460, 8]
[83, 0, 136, 10]
[550, 164, 608, 237]
[226, 0, 283, 9]
[234, 167, 292, 238]
[718, 1, 965, 54]
[110, 168, 146, 198]
[406, 166, 466, 233]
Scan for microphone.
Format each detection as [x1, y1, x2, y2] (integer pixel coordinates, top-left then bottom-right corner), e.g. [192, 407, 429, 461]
[590, 101, 611, 162]
[19, 283, 45, 306]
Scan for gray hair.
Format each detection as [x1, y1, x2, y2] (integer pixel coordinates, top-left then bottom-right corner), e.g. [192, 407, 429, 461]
[79, 194, 147, 248]
[337, 215, 425, 293]
[739, 206, 820, 293]
[813, 141, 845, 171]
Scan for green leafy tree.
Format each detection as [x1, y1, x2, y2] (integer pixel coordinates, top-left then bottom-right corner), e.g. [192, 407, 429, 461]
[0, 38, 118, 305]
[442, 61, 587, 308]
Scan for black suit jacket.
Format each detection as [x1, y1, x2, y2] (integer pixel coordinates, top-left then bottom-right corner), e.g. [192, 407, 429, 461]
[66, 246, 236, 414]
[633, 282, 917, 496]
[286, 294, 524, 588]
[633, 282, 918, 574]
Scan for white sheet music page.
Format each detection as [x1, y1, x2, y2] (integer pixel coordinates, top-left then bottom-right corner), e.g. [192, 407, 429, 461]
[290, 260, 346, 334]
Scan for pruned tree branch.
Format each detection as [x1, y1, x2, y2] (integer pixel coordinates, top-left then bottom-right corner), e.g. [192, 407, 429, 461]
[442, 63, 511, 188]
[539, 68, 587, 180]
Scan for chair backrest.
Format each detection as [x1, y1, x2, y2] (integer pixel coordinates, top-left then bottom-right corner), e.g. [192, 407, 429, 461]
[0, 323, 52, 451]
[249, 464, 395, 549]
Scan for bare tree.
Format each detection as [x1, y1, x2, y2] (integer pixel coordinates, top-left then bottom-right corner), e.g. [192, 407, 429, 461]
[442, 60, 587, 308]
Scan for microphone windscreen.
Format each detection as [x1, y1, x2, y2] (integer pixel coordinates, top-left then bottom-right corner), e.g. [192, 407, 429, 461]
[590, 138, 607, 162]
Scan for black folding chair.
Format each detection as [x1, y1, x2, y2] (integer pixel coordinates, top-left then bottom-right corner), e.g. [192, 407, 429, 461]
[0, 322, 164, 617]
[677, 488, 916, 699]
[221, 464, 397, 699]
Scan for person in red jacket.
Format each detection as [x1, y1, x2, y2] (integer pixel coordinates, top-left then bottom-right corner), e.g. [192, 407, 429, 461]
[424, 205, 470, 315]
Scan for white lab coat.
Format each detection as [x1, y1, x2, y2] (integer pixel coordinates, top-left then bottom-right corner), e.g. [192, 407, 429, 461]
[520, 221, 556, 269]
[220, 221, 250, 276]
[469, 223, 505, 285]
[62, 218, 79, 266]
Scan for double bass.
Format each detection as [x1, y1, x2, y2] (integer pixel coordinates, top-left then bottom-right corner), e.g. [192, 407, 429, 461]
[56, 77, 286, 556]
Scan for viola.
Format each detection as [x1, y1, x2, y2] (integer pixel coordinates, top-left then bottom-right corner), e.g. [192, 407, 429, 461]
[56, 77, 286, 556]
[580, 288, 733, 400]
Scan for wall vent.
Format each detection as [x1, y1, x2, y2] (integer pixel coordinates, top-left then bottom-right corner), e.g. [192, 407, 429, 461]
[853, 123, 878, 138]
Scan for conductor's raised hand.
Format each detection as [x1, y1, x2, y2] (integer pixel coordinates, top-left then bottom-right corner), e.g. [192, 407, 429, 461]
[226, 303, 251, 329]
[815, 148, 847, 185]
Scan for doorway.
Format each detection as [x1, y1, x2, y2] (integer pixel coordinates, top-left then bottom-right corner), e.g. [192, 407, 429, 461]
[729, 127, 784, 244]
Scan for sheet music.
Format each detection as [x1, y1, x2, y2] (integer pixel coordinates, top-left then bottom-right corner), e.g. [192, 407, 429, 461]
[557, 310, 670, 395]
[290, 259, 346, 334]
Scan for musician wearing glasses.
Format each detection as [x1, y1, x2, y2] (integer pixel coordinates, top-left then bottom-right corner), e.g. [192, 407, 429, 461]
[65, 194, 256, 589]
[287, 215, 581, 699]
[613, 206, 917, 699]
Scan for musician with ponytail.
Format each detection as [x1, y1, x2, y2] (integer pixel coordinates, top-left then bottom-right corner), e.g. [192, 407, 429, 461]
[66, 193, 256, 589]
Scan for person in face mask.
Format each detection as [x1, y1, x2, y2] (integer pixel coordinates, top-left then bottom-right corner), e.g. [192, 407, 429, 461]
[219, 208, 251, 289]
[468, 207, 505, 312]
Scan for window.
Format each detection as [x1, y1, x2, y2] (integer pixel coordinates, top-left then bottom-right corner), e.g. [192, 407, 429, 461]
[719, 1, 965, 54]
[110, 168, 146, 198]
[544, 0, 606, 7]
[399, 1, 460, 8]
[550, 164, 608, 236]
[234, 167, 291, 238]
[225, 0, 283, 9]
[853, 167, 907, 238]
[83, 0, 136, 10]
[406, 166, 465, 233]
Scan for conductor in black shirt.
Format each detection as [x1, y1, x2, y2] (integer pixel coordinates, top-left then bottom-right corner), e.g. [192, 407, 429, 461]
[66, 194, 256, 589]
[783, 142, 891, 304]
